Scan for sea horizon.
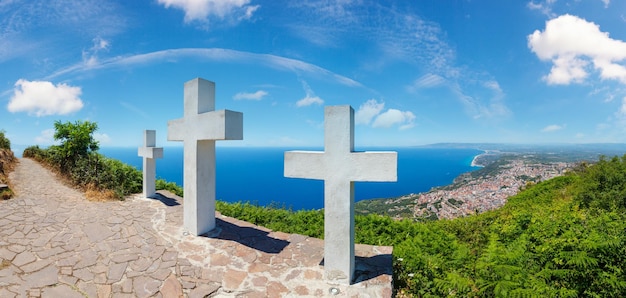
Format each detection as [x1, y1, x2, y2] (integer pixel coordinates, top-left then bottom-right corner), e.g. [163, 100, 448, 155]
[99, 146, 483, 210]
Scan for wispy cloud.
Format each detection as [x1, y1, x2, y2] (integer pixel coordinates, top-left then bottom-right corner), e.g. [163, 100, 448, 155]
[83, 37, 110, 67]
[7, 79, 83, 117]
[296, 81, 323, 107]
[407, 74, 445, 91]
[527, 1, 556, 18]
[0, 0, 125, 63]
[47, 48, 363, 87]
[449, 81, 510, 120]
[528, 14, 626, 85]
[541, 124, 565, 132]
[233, 90, 268, 101]
[408, 75, 510, 120]
[157, 0, 259, 24]
[120, 101, 148, 119]
[291, 2, 509, 122]
[614, 97, 626, 129]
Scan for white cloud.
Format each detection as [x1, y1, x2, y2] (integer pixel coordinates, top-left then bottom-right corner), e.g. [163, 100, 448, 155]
[528, 14, 626, 85]
[601, 0, 610, 8]
[355, 99, 415, 130]
[158, 0, 259, 23]
[355, 99, 384, 125]
[372, 109, 416, 129]
[296, 95, 323, 107]
[541, 124, 565, 132]
[7, 79, 84, 117]
[34, 128, 55, 144]
[233, 90, 268, 100]
[94, 132, 111, 144]
[296, 81, 324, 107]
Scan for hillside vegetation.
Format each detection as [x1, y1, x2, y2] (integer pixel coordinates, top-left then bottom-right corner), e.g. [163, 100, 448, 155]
[21, 122, 626, 296]
[175, 156, 626, 297]
[0, 130, 16, 199]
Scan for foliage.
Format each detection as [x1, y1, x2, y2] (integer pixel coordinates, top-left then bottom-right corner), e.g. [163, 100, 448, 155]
[49, 120, 99, 172]
[69, 153, 142, 198]
[0, 147, 16, 200]
[23, 145, 48, 161]
[575, 155, 626, 211]
[0, 130, 10, 150]
[156, 179, 184, 197]
[23, 121, 142, 199]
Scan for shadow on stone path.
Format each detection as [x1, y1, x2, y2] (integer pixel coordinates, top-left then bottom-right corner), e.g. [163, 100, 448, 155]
[1, 158, 393, 297]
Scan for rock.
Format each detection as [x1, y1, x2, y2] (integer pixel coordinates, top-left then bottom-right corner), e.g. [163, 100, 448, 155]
[159, 274, 183, 298]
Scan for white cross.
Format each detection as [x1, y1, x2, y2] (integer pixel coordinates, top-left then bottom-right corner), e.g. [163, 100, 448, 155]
[167, 78, 243, 236]
[284, 105, 397, 284]
[137, 130, 163, 198]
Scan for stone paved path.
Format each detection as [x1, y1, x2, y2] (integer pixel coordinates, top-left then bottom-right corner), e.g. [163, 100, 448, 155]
[1, 158, 393, 297]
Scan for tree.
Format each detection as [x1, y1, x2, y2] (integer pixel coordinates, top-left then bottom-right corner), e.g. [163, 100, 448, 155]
[0, 130, 10, 150]
[50, 120, 99, 171]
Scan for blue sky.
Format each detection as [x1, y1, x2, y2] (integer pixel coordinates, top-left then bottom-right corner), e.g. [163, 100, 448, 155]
[2, 0, 626, 148]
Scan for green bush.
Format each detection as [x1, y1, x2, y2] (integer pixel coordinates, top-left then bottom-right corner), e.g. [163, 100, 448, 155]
[24, 121, 142, 200]
[0, 130, 10, 150]
[69, 153, 142, 198]
[23, 145, 48, 161]
[575, 155, 626, 211]
[156, 179, 184, 197]
[49, 120, 99, 172]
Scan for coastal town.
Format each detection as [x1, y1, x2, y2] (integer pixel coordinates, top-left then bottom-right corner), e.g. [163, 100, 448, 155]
[411, 157, 572, 220]
[357, 151, 577, 220]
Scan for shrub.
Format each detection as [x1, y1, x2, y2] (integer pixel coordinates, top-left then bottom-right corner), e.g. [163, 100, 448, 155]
[49, 120, 99, 172]
[68, 153, 142, 199]
[0, 130, 10, 150]
[23, 121, 142, 200]
[156, 179, 183, 197]
[23, 145, 48, 161]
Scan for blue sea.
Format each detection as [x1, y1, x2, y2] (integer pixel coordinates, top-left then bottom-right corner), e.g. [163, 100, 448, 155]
[100, 147, 482, 210]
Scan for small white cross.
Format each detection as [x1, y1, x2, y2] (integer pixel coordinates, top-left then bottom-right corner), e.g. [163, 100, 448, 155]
[137, 130, 163, 198]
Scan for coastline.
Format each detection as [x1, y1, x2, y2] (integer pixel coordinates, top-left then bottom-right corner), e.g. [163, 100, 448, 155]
[470, 150, 487, 167]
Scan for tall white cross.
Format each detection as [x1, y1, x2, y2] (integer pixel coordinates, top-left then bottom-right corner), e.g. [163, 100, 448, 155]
[167, 78, 243, 236]
[137, 130, 163, 198]
[284, 105, 397, 284]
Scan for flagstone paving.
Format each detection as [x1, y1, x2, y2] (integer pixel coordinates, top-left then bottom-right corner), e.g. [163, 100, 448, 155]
[1, 158, 393, 297]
